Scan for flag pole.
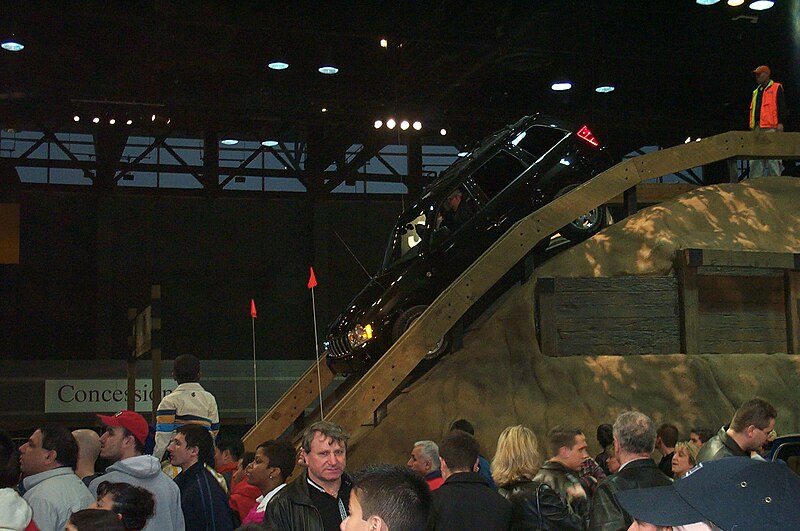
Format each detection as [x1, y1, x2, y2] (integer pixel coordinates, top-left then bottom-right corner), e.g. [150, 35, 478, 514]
[250, 299, 258, 421]
[308, 267, 324, 419]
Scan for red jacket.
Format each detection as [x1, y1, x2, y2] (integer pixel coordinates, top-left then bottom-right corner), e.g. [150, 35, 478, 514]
[229, 478, 262, 522]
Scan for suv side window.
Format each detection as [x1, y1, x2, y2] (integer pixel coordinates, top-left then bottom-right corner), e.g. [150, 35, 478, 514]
[469, 150, 528, 200]
[513, 125, 569, 161]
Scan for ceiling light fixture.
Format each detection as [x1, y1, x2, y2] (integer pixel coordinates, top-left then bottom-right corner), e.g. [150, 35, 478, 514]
[321, 107, 328, 113]
[151, 114, 157, 122]
[412, 121, 422, 131]
[400, 120, 410, 130]
[728, 0, 745, 4]
[1, 39, 24, 52]
[386, 118, 396, 129]
[551, 81, 573, 91]
[73, 115, 80, 122]
[440, 128, 447, 136]
[268, 60, 289, 70]
[748, 0, 774, 9]
[221, 139, 239, 145]
[92, 117, 100, 124]
[696, 0, 721, 4]
[595, 85, 615, 93]
[126, 119, 133, 125]
[374, 120, 383, 129]
[109, 118, 116, 125]
[380, 38, 388, 48]
[318, 65, 339, 75]
[261, 140, 279, 147]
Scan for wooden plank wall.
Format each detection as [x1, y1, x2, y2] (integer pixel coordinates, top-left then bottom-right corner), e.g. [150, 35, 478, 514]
[697, 273, 787, 354]
[537, 277, 680, 356]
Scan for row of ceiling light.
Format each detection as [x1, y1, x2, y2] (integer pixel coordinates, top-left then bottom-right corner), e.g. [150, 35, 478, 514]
[221, 139, 279, 147]
[695, 0, 774, 8]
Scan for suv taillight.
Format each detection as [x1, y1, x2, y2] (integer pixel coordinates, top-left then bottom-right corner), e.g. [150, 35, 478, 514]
[577, 125, 599, 147]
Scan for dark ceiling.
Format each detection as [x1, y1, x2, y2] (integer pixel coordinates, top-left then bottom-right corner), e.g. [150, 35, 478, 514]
[1, 0, 796, 156]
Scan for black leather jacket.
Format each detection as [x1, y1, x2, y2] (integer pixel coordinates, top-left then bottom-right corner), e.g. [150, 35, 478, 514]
[263, 469, 351, 531]
[533, 461, 580, 507]
[588, 459, 672, 531]
[498, 478, 587, 531]
[696, 426, 748, 463]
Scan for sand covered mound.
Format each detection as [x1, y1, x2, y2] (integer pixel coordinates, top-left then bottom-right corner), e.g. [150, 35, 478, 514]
[348, 177, 800, 468]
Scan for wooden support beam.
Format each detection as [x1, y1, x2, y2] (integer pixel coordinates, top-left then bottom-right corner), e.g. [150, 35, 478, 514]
[536, 278, 558, 356]
[786, 270, 800, 355]
[677, 250, 700, 356]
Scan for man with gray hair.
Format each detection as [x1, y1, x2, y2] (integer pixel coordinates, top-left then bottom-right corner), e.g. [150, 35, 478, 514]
[588, 411, 672, 531]
[265, 420, 352, 531]
[407, 440, 444, 490]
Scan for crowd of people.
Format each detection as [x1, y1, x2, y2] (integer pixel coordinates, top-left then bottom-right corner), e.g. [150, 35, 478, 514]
[1, 353, 797, 531]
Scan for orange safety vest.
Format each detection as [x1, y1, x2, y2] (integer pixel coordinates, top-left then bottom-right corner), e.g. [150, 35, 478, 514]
[750, 80, 782, 129]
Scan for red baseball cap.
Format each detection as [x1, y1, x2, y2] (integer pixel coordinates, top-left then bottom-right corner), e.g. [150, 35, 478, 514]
[97, 411, 149, 445]
[752, 65, 771, 76]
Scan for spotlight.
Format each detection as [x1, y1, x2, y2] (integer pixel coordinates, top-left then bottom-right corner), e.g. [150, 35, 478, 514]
[151, 114, 156, 122]
[318, 65, 339, 75]
[374, 120, 383, 129]
[321, 107, 328, 113]
[440, 128, 447, 136]
[595, 85, 615, 93]
[551, 81, 573, 91]
[380, 38, 388, 48]
[261, 140, 279, 147]
[412, 121, 422, 131]
[685, 137, 692, 144]
[73, 115, 80, 122]
[696, 0, 721, 4]
[126, 119, 133, 125]
[109, 118, 116, 125]
[221, 139, 239, 145]
[386, 118, 396, 129]
[400, 120, 410, 130]
[166, 118, 171, 124]
[268, 61, 289, 70]
[92, 117, 100, 124]
[728, 0, 745, 4]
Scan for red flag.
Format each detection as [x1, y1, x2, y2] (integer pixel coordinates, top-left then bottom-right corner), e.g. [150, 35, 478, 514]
[307, 267, 318, 289]
[250, 299, 257, 319]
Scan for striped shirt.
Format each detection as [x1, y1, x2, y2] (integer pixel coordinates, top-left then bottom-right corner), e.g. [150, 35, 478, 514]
[154, 382, 220, 460]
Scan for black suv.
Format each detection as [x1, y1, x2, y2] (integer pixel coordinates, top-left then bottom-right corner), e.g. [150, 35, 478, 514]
[324, 115, 615, 375]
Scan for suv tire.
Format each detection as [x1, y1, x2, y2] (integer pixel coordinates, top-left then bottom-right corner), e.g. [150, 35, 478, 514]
[392, 305, 450, 360]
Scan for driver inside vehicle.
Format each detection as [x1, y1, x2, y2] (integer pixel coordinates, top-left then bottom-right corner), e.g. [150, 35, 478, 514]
[436, 188, 475, 234]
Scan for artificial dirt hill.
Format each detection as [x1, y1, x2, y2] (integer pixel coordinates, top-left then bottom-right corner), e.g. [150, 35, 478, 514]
[347, 176, 800, 468]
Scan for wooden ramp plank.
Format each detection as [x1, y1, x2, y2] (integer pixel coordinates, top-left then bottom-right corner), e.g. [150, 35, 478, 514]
[242, 358, 333, 450]
[245, 130, 800, 447]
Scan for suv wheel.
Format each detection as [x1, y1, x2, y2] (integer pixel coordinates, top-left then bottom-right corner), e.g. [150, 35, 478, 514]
[555, 183, 607, 242]
[392, 305, 450, 360]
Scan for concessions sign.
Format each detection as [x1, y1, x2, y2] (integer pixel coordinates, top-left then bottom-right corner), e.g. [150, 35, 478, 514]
[45, 379, 174, 413]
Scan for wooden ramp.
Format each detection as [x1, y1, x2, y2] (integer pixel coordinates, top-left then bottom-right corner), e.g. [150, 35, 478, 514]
[244, 130, 800, 450]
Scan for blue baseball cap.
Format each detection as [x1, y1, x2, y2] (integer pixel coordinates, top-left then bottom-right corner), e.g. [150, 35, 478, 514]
[617, 457, 800, 529]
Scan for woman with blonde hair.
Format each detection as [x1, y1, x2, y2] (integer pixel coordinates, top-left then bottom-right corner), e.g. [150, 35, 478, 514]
[492, 425, 587, 530]
[671, 441, 699, 479]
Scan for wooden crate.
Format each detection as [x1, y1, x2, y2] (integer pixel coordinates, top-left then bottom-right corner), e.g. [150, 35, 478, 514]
[537, 249, 800, 357]
[536, 276, 680, 356]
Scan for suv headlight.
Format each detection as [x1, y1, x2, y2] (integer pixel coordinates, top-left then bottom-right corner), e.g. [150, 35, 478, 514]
[347, 324, 374, 348]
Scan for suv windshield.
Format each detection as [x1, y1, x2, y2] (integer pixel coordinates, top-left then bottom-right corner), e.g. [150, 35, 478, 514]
[382, 204, 434, 270]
